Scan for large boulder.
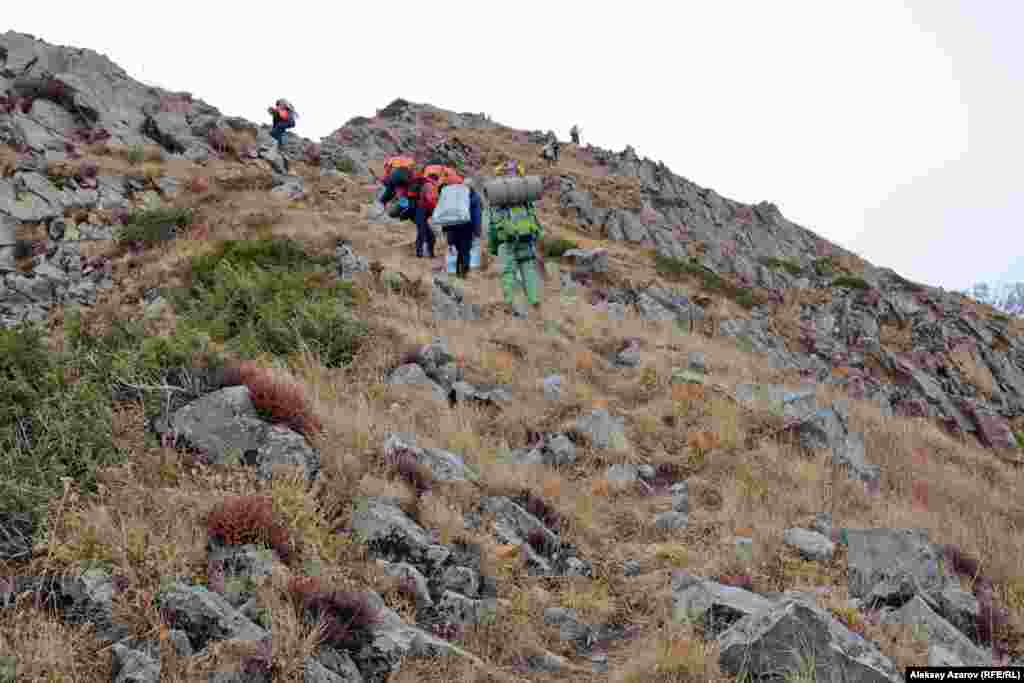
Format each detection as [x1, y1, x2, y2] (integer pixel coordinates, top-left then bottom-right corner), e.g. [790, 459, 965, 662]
[155, 385, 320, 481]
[717, 598, 901, 682]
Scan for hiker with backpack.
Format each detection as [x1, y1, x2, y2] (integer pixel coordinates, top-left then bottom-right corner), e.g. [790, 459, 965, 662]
[541, 132, 560, 166]
[268, 99, 297, 146]
[570, 125, 581, 145]
[413, 163, 466, 259]
[374, 155, 421, 221]
[486, 160, 546, 317]
[425, 176, 482, 279]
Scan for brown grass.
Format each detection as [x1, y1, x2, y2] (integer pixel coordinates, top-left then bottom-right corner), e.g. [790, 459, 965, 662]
[3, 117, 1023, 681]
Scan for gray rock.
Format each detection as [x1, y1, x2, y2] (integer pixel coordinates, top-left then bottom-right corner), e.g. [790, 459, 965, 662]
[811, 512, 834, 538]
[669, 481, 689, 514]
[654, 511, 689, 532]
[687, 351, 707, 374]
[797, 403, 881, 485]
[562, 248, 608, 274]
[450, 381, 512, 406]
[671, 571, 773, 637]
[431, 276, 479, 321]
[717, 598, 901, 682]
[156, 582, 268, 653]
[783, 527, 837, 562]
[542, 374, 563, 401]
[439, 565, 480, 598]
[845, 528, 946, 608]
[169, 629, 193, 657]
[431, 590, 497, 626]
[881, 596, 992, 667]
[335, 242, 369, 282]
[606, 463, 640, 484]
[386, 364, 447, 402]
[112, 643, 161, 683]
[351, 592, 482, 683]
[350, 498, 448, 572]
[574, 409, 629, 450]
[157, 386, 319, 481]
[383, 433, 470, 482]
[623, 560, 642, 577]
[382, 562, 433, 607]
[310, 647, 363, 683]
[544, 607, 592, 646]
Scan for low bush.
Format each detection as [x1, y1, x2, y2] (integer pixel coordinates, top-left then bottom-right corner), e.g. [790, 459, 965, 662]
[206, 495, 295, 562]
[831, 275, 872, 290]
[117, 206, 194, 246]
[654, 253, 762, 309]
[540, 236, 579, 258]
[287, 576, 381, 650]
[170, 239, 367, 368]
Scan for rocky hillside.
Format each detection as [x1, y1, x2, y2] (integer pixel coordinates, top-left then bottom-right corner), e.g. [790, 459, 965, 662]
[1, 30, 1023, 682]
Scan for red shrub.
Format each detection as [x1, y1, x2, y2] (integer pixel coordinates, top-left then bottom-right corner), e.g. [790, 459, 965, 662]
[287, 575, 381, 649]
[526, 527, 556, 557]
[207, 127, 228, 154]
[205, 495, 294, 563]
[522, 492, 560, 530]
[383, 446, 433, 496]
[717, 573, 754, 591]
[222, 361, 323, 436]
[186, 175, 210, 194]
[304, 143, 322, 165]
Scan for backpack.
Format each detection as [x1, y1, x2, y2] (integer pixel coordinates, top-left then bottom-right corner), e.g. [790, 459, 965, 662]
[492, 204, 542, 244]
[421, 164, 463, 186]
[384, 156, 417, 176]
[430, 184, 472, 228]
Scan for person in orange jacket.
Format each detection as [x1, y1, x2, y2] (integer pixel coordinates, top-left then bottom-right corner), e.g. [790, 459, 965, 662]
[268, 99, 297, 146]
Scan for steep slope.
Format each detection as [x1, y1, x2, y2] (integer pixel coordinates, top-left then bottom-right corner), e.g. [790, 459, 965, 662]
[1, 31, 1023, 683]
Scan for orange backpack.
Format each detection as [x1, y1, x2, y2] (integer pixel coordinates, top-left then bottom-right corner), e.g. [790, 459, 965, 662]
[421, 164, 464, 186]
[384, 156, 417, 176]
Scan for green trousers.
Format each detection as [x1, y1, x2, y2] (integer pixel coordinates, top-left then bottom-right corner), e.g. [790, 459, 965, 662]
[498, 242, 542, 306]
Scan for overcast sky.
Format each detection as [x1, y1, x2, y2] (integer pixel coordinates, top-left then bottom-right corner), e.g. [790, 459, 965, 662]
[10, 1, 1021, 291]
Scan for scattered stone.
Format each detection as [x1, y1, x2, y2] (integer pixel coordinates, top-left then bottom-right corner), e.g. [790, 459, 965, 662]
[574, 409, 629, 450]
[783, 527, 837, 562]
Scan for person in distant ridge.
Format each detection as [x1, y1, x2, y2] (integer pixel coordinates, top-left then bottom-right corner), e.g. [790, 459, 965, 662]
[570, 124, 581, 145]
[540, 131, 560, 166]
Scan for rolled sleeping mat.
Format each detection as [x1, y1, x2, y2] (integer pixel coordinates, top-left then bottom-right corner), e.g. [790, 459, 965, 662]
[483, 175, 544, 208]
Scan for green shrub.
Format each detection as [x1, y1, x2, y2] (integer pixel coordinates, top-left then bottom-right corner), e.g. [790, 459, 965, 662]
[1015, 431, 1024, 450]
[994, 313, 1011, 323]
[760, 256, 804, 277]
[830, 276, 871, 290]
[812, 257, 841, 278]
[117, 206, 194, 245]
[171, 240, 367, 367]
[335, 157, 357, 174]
[127, 145, 145, 166]
[0, 323, 122, 523]
[540, 237, 579, 258]
[654, 253, 761, 309]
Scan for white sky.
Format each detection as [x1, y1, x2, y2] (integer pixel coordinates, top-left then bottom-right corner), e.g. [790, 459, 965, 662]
[9, 1, 1021, 291]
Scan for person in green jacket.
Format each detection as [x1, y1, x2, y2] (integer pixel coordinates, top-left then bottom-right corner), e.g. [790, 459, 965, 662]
[488, 160, 544, 316]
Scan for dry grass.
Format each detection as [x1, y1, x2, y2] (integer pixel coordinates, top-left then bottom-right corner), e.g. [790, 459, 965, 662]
[3, 119, 1023, 683]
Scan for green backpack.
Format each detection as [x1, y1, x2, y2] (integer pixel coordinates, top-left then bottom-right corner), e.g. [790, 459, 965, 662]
[492, 204, 542, 244]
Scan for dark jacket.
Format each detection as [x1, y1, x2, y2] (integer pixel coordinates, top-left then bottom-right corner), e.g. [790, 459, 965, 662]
[417, 185, 482, 239]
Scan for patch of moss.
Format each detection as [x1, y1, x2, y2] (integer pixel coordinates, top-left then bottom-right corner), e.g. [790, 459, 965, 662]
[760, 256, 804, 277]
[540, 237, 579, 258]
[654, 253, 762, 309]
[830, 275, 872, 290]
[812, 257, 842, 278]
[117, 206, 194, 245]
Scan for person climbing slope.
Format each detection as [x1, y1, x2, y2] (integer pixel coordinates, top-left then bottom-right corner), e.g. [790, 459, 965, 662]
[487, 160, 545, 317]
[414, 163, 466, 260]
[268, 99, 297, 146]
[374, 155, 421, 221]
[427, 177, 483, 279]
